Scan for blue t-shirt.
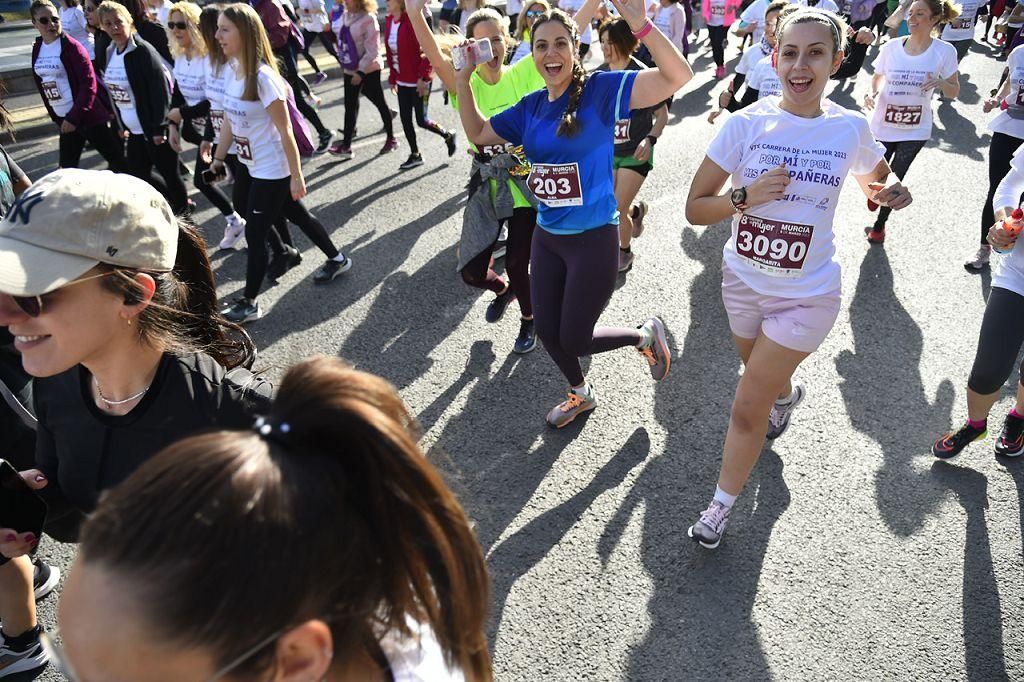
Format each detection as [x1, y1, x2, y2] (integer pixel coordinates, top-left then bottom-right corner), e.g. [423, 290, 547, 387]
[490, 70, 637, 233]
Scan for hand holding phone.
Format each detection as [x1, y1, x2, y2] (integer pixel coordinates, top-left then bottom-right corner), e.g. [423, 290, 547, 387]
[202, 165, 229, 185]
[451, 38, 495, 71]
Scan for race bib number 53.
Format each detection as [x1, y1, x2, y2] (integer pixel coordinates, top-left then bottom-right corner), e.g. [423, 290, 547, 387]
[527, 163, 583, 207]
[883, 104, 923, 128]
[735, 213, 813, 277]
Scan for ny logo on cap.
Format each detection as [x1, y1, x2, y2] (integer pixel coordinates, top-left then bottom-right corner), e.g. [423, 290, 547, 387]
[7, 191, 44, 225]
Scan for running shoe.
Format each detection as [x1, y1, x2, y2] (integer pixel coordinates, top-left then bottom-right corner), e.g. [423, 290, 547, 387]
[400, 153, 424, 170]
[222, 298, 262, 324]
[313, 255, 352, 283]
[313, 72, 328, 85]
[0, 629, 48, 678]
[866, 227, 885, 244]
[329, 143, 354, 160]
[687, 500, 731, 549]
[315, 130, 332, 155]
[445, 131, 458, 157]
[618, 248, 634, 273]
[32, 560, 59, 600]
[267, 245, 302, 282]
[513, 318, 537, 354]
[767, 383, 806, 440]
[485, 286, 515, 323]
[714, 65, 726, 79]
[308, 93, 323, 108]
[995, 411, 1024, 457]
[632, 200, 648, 238]
[218, 214, 246, 250]
[546, 387, 597, 428]
[637, 316, 671, 381]
[932, 422, 987, 460]
[964, 244, 991, 271]
[380, 137, 399, 154]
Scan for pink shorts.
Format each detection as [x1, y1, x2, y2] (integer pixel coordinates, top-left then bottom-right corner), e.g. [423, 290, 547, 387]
[721, 262, 841, 353]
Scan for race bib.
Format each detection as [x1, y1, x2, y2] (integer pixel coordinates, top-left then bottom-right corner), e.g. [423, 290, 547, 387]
[234, 135, 253, 161]
[211, 110, 224, 133]
[614, 119, 630, 144]
[711, 3, 725, 14]
[883, 104, 923, 129]
[1015, 86, 1024, 106]
[527, 163, 583, 207]
[480, 142, 515, 157]
[734, 213, 813, 278]
[41, 81, 62, 102]
[108, 83, 132, 106]
[950, 16, 974, 29]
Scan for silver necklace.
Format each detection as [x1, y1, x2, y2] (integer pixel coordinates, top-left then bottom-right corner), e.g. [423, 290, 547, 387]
[93, 377, 150, 407]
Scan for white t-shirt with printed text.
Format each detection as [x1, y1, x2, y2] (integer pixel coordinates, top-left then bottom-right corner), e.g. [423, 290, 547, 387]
[224, 63, 290, 179]
[869, 37, 959, 142]
[747, 53, 782, 99]
[707, 97, 885, 298]
[105, 47, 144, 135]
[990, 45, 1024, 139]
[35, 39, 74, 118]
[941, 0, 982, 42]
[174, 54, 206, 135]
[204, 57, 235, 152]
[991, 144, 1024, 297]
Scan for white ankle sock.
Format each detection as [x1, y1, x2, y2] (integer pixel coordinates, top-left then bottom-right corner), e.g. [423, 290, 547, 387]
[636, 321, 653, 348]
[332, 252, 347, 263]
[571, 383, 592, 399]
[713, 486, 737, 508]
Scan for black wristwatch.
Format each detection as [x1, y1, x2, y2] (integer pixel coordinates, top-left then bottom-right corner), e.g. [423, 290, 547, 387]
[645, 135, 658, 146]
[730, 186, 748, 212]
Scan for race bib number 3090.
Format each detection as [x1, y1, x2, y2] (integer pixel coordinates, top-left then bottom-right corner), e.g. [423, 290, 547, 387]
[735, 213, 813, 277]
[527, 162, 583, 207]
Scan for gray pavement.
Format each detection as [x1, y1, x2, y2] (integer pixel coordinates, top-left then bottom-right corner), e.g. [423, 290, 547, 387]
[0, 24, 35, 73]
[4, 36, 1023, 682]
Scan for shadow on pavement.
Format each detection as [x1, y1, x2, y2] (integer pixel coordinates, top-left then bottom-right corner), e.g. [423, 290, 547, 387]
[936, 97, 986, 161]
[837, 246, 954, 536]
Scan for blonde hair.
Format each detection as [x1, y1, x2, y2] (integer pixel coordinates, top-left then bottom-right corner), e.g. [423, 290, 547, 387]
[776, 5, 848, 54]
[168, 1, 207, 58]
[514, 0, 547, 40]
[350, 0, 375, 13]
[97, 0, 134, 30]
[913, 0, 961, 29]
[220, 3, 280, 101]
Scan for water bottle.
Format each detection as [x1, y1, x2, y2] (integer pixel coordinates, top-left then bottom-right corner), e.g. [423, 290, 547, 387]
[995, 207, 1024, 254]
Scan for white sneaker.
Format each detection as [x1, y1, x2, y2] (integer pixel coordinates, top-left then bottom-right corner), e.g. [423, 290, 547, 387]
[218, 214, 246, 250]
[964, 244, 991, 271]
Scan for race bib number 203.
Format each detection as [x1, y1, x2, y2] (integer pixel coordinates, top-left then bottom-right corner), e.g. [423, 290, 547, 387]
[527, 163, 583, 207]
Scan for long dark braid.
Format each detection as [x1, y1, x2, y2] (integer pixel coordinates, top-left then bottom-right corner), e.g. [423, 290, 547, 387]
[531, 9, 589, 137]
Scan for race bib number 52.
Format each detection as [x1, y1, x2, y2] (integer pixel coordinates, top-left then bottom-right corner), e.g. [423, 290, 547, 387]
[527, 163, 583, 207]
[883, 104, 923, 129]
[735, 213, 813, 277]
[234, 135, 253, 161]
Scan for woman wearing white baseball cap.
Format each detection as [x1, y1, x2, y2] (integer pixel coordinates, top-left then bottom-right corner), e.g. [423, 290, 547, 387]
[0, 168, 272, 677]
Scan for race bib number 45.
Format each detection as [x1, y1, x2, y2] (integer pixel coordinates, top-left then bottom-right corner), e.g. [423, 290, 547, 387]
[527, 163, 583, 207]
[234, 135, 253, 161]
[735, 213, 813, 277]
[883, 104, 923, 129]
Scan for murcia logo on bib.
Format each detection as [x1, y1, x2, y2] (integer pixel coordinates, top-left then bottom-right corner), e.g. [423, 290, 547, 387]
[735, 213, 813, 278]
[527, 163, 583, 207]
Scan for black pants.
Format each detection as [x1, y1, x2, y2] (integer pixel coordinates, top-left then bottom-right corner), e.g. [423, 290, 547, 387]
[982, 131, 1024, 244]
[301, 28, 339, 72]
[968, 286, 1024, 395]
[951, 38, 972, 62]
[238, 169, 340, 300]
[461, 206, 536, 317]
[274, 40, 329, 137]
[342, 70, 393, 146]
[227, 155, 292, 255]
[874, 139, 926, 230]
[708, 24, 728, 67]
[179, 122, 234, 216]
[396, 85, 448, 155]
[57, 120, 125, 171]
[125, 133, 189, 214]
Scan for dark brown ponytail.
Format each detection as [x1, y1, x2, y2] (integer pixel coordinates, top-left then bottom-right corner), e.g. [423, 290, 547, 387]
[78, 356, 492, 680]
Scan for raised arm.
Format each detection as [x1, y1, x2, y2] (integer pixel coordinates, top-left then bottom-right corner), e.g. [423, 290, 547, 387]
[610, 0, 693, 110]
[570, 0, 604, 36]
[406, 0, 457, 93]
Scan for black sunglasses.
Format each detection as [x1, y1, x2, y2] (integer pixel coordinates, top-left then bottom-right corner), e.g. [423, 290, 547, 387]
[35, 16, 60, 25]
[10, 272, 113, 318]
[168, 20, 189, 29]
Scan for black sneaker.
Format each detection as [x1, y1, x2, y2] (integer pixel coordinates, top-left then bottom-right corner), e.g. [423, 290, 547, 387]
[32, 559, 59, 600]
[485, 287, 515, 323]
[315, 130, 333, 155]
[399, 153, 424, 170]
[932, 422, 987, 460]
[513, 318, 537, 354]
[995, 411, 1024, 457]
[313, 255, 352, 284]
[222, 298, 262, 324]
[445, 131, 457, 157]
[267, 245, 302, 282]
[0, 628, 48, 677]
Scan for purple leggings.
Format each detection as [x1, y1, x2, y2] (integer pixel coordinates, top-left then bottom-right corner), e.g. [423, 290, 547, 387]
[531, 224, 642, 386]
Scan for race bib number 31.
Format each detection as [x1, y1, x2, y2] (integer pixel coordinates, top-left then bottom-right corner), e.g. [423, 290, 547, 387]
[614, 119, 630, 144]
[234, 135, 253, 161]
[735, 213, 813, 277]
[527, 163, 583, 207]
[883, 103, 923, 129]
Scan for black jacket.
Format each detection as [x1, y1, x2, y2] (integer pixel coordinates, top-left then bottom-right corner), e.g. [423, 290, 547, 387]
[105, 34, 172, 137]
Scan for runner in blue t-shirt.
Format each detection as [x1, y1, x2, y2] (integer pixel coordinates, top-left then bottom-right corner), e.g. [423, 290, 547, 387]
[452, 0, 692, 427]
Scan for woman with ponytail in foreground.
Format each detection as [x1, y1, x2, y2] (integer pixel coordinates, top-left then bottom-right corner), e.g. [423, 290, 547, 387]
[453, 2, 692, 428]
[50, 354, 492, 681]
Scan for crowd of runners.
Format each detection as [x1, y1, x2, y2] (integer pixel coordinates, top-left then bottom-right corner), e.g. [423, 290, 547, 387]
[0, 0, 1022, 675]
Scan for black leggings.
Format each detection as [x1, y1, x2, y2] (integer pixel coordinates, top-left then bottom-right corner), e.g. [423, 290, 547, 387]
[968, 286, 1024, 395]
[238, 169, 339, 300]
[396, 85, 448, 155]
[274, 40, 329, 136]
[180, 123, 234, 216]
[982, 131, 1024, 244]
[227, 155, 292, 255]
[461, 206, 536, 317]
[301, 27, 339, 72]
[342, 70, 393, 146]
[125, 133, 189, 214]
[530, 224, 642, 386]
[57, 120, 125, 171]
[874, 139, 927, 230]
[708, 24, 728, 67]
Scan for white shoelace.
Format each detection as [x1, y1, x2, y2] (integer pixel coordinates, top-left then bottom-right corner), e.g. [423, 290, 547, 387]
[700, 501, 730, 533]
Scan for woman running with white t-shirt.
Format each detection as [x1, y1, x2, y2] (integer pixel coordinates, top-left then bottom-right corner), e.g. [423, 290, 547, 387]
[940, 0, 983, 60]
[862, 0, 960, 244]
[685, 6, 912, 549]
[212, 4, 350, 324]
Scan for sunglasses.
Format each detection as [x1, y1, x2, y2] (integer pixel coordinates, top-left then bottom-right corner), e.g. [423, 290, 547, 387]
[10, 272, 113, 318]
[35, 16, 60, 25]
[526, 9, 544, 16]
[168, 20, 189, 29]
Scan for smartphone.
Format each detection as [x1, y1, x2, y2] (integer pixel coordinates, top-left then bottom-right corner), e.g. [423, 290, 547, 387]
[202, 166, 228, 185]
[0, 461, 46, 544]
[452, 38, 495, 71]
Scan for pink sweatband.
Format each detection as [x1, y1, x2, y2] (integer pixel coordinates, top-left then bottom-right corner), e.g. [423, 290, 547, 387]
[632, 20, 654, 39]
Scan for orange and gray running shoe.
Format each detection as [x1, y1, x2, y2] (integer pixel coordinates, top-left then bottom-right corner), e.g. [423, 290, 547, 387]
[637, 316, 671, 381]
[546, 386, 597, 428]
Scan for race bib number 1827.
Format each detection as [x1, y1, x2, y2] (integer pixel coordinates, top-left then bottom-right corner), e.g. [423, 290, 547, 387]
[883, 103, 923, 129]
[734, 213, 813, 278]
[527, 162, 583, 207]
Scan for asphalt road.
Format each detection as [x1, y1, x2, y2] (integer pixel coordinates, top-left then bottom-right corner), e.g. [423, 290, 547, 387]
[5, 35, 1023, 681]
